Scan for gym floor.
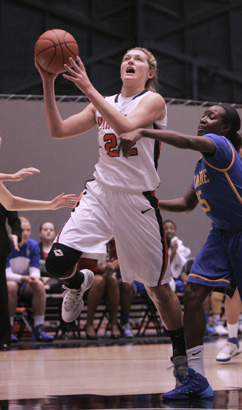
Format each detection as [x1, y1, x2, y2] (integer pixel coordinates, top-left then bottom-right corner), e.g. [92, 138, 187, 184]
[0, 335, 241, 410]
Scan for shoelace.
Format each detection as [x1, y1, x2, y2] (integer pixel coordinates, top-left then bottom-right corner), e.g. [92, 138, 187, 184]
[222, 342, 237, 355]
[62, 286, 82, 309]
[167, 357, 188, 388]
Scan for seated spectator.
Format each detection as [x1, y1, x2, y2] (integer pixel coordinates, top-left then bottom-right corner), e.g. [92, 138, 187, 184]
[204, 292, 228, 336]
[0, 205, 22, 351]
[39, 221, 62, 294]
[106, 240, 149, 338]
[6, 216, 53, 342]
[77, 249, 120, 339]
[133, 280, 148, 299]
[78, 238, 136, 339]
[239, 311, 242, 334]
[211, 292, 228, 335]
[39, 221, 55, 260]
[105, 240, 148, 339]
[163, 220, 191, 294]
[78, 237, 154, 340]
[119, 279, 135, 338]
[216, 288, 242, 362]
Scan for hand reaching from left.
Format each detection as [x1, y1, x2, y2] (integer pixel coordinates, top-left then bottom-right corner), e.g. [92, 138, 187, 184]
[5, 167, 40, 182]
[49, 193, 78, 210]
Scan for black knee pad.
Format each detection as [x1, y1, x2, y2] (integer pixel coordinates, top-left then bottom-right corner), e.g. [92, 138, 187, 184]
[45, 243, 82, 279]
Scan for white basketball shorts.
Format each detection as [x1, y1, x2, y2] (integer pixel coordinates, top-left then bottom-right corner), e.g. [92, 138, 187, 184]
[56, 180, 171, 287]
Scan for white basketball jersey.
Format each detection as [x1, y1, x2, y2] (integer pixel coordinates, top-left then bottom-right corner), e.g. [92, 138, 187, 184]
[93, 90, 167, 193]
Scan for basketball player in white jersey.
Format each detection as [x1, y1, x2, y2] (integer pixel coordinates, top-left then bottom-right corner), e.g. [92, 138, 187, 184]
[35, 48, 186, 383]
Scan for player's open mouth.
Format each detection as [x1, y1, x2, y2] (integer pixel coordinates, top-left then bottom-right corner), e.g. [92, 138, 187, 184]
[126, 67, 135, 73]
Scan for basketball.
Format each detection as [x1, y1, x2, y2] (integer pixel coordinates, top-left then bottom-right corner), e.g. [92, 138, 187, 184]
[35, 29, 79, 74]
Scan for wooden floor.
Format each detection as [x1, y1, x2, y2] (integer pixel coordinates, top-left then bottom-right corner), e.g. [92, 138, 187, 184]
[0, 336, 242, 410]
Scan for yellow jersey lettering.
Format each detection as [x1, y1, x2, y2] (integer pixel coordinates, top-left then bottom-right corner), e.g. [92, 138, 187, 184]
[194, 169, 210, 188]
[196, 190, 211, 212]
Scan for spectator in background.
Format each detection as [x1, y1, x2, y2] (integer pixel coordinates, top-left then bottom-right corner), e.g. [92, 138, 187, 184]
[216, 288, 242, 361]
[0, 153, 76, 350]
[39, 221, 56, 260]
[119, 279, 135, 338]
[6, 216, 54, 342]
[204, 292, 228, 336]
[78, 238, 135, 339]
[39, 221, 62, 293]
[163, 220, 191, 294]
[77, 241, 120, 339]
[0, 205, 22, 351]
[105, 238, 134, 338]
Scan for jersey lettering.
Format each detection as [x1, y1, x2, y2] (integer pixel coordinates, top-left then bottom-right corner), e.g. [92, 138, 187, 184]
[196, 190, 211, 212]
[97, 116, 111, 129]
[104, 133, 118, 157]
[104, 133, 138, 157]
[194, 169, 210, 189]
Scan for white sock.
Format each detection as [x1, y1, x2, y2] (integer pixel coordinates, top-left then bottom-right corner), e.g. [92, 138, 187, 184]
[187, 345, 205, 377]
[10, 317, 14, 327]
[213, 314, 221, 325]
[34, 315, 44, 328]
[227, 323, 238, 339]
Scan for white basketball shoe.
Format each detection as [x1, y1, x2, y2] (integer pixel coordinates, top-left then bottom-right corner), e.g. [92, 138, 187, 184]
[62, 269, 94, 323]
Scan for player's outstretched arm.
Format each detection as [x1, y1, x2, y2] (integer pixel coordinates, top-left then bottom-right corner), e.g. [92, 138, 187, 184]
[119, 128, 215, 158]
[63, 57, 165, 137]
[35, 57, 96, 140]
[0, 182, 77, 211]
[159, 188, 198, 213]
[0, 136, 39, 181]
[0, 167, 40, 182]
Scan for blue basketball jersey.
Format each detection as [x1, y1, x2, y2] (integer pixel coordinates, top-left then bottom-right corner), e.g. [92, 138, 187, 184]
[6, 238, 40, 276]
[191, 133, 242, 230]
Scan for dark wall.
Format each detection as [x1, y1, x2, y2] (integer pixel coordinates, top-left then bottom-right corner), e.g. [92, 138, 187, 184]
[1, 0, 242, 102]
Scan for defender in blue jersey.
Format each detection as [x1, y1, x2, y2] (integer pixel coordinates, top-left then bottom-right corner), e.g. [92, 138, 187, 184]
[119, 104, 242, 401]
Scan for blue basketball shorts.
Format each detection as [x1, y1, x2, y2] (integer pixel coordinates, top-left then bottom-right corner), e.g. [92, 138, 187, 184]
[188, 226, 242, 299]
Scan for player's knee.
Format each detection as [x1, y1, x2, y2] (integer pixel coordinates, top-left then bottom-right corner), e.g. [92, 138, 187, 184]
[45, 243, 82, 279]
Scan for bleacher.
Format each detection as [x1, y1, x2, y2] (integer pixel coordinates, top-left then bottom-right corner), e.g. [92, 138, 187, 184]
[14, 293, 169, 341]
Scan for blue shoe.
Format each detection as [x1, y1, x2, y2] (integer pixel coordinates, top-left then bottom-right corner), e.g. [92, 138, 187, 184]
[11, 333, 18, 343]
[205, 323, 217, 336]
[162, 368, 214, 400]
[121, 323, 133, 338]
[32, 325, 54, 342]
[11, 326, 18, 343]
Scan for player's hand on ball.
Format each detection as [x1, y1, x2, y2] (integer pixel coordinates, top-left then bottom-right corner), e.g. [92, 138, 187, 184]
[35, 58, 57, 81]
[63, 56, 93, 95]
[35, 29, 79, 74]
